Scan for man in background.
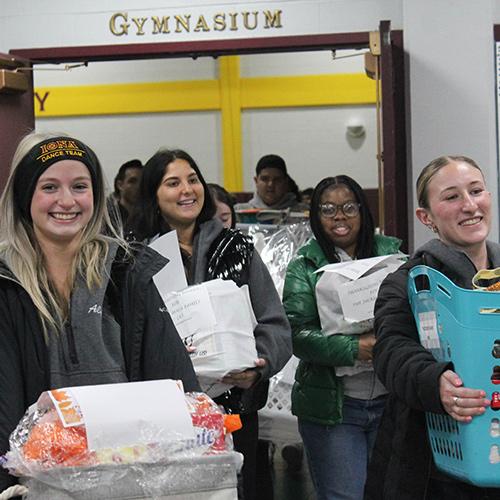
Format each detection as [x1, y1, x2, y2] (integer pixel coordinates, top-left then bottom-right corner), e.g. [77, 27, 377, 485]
[235, 154, 306, 212]
[111, 159, 143, 225]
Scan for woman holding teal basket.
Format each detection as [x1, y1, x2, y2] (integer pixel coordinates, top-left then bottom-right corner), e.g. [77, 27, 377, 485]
[365, 156, 499, 499]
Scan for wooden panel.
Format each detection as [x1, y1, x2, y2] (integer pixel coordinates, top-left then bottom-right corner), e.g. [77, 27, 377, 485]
[494, 25, 500, 41]
[380, 22, 408, 252]
[0, 53, 34, 193]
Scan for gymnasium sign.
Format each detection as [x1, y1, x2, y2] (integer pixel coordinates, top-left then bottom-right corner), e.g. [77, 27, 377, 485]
[5, 1, 404, 50]
[109, 10, 283, 37]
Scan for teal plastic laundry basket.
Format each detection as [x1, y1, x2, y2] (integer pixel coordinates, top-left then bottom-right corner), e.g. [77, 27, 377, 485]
[407, 265, 500, 487]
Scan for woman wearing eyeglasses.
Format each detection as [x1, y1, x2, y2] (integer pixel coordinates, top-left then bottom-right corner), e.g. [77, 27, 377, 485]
[282, 176, 401, 500]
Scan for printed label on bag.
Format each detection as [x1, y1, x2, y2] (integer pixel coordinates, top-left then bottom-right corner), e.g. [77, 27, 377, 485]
[165, 285, 217, 338]
[48, 388, 84, 427]
[186, 331, 217, 359]
[418, 311, 440, 349]
[338, 268, 389, 322]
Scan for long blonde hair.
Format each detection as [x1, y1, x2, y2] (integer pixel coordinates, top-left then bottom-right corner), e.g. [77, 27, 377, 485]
[0, 131, 127, 337]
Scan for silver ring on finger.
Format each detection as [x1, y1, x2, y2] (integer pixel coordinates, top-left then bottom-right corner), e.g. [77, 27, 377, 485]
[453, 396, 460, 406]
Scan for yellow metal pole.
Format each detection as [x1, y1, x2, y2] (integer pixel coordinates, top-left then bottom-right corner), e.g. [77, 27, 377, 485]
[218, 55, 243, 191]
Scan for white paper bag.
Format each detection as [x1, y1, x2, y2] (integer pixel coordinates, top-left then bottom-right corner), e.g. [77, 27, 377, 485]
[315, 254, 405, 376]
[165, 279, 258, 397]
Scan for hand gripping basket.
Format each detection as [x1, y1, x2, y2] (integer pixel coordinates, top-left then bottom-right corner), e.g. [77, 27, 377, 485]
[408, 265, 500, 487]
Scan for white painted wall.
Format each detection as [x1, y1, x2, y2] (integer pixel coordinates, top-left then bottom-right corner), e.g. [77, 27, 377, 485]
[239, 50, 366, 77]
[34, 50, 378, 193]
[242, 105, 377, 191]
[0, 0, 397, 209]
[33, 57, 221, 192]
[35, 112, 221, 193]
[403, 0, 499, 249]
[239, 50, 377, 191]
[4, 0, 500, 248]
[34, 58, 217, 86]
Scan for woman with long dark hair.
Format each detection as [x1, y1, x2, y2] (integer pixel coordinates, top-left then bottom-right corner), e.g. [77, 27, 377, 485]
[283, 175, 401, 500]
[128, 148, 291, 500]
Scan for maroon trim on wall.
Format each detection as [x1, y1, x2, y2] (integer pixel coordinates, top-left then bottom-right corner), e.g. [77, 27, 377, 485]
[363, 188, 380, 229]
[10, 33, 370, 63]
[380, 22, 408, 252]
[494, 25, 500, 41]
[0, 88, 35, 188]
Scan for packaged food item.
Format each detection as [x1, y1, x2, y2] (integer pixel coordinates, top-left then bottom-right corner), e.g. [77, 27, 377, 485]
[472, 267, 500, 291]
[2, 382, 241, 480]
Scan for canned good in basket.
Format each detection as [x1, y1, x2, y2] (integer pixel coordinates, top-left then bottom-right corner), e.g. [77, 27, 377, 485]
[408, 265, 500, 488]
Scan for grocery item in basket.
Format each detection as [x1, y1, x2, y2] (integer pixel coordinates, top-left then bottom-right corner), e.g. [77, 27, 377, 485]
[472, 269, 500, 315]
[472, 267, 500, 291]
[408, 265, 500, 487]
[492, 392, 500, 411]
[2, 383, 239, 479]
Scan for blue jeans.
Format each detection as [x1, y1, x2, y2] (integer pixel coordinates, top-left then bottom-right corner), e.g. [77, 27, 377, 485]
[299, 396, 386, 500]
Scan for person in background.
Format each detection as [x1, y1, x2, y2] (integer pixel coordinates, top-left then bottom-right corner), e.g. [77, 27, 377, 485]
[365, 156, 499, 499]
[283, 175, 401, 500]
[208, 183, 236, 229]
[128, 148, 292, 500]
[287, 174, 302, 204]
[0, 133, 199, 494]
[110, 159, 143, 225]
[300, 187, 314, 207]
[234, 154, 307, 212]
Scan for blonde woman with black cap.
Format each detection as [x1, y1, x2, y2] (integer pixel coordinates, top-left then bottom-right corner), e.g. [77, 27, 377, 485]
[0, 132, 199, 493]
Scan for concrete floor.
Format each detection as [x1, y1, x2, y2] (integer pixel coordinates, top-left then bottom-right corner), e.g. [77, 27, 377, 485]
[274, 447, 315, 500]
[256, 443, 316, 500]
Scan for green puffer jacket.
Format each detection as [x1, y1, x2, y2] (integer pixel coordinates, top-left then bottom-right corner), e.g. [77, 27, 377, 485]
[282, 234, 402, 425]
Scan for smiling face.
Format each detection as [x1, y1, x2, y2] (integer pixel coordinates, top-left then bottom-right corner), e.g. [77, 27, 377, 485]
[156, 158, 205, 229]
[30, 160, 93, 247]
[416, 161, 491, 252]
[319, 184, 361, 257]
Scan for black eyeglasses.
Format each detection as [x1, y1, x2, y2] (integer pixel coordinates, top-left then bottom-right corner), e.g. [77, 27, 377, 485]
[319, 201, 360, 218]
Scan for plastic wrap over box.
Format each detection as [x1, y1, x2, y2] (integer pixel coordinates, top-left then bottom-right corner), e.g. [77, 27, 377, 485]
[21, 452, 242, 499]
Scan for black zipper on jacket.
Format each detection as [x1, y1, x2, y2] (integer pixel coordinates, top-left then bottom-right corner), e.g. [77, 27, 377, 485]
[422, 451, 433, 499]
[66, 323, 79, 365]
